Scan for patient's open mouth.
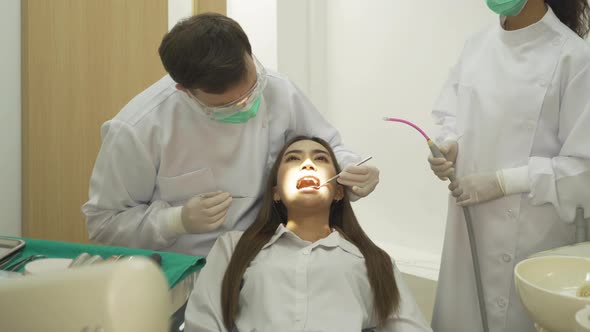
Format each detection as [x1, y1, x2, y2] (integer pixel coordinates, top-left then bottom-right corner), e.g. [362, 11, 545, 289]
[296, 176, 320, 190]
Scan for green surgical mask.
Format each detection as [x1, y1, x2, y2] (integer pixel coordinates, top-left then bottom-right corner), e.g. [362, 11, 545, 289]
[486, 0, 528, 16]
[214, 96, 262, 124]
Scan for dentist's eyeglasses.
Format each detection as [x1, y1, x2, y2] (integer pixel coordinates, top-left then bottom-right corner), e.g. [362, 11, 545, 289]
[190, 55, 267, 120]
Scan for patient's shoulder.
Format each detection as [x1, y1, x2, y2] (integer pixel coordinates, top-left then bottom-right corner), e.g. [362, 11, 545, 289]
[221, 230, 244, 245]
[213, 231, 245, 256]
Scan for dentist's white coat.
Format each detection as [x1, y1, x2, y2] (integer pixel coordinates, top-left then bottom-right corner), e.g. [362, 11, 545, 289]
[432, 7, 590, 332]
[82, 71, 361, 257]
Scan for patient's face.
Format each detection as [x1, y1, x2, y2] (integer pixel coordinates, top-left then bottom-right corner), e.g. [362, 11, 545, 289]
[274, 140, 343, 210]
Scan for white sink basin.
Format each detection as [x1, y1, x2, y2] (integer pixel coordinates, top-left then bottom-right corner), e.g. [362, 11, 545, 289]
[576, 305, 590, 332]
[515, 256, 590, 332]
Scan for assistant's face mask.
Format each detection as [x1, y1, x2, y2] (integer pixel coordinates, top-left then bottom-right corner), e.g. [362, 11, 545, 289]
[486, 0, 529, 16]
[190, 55, 267, 124]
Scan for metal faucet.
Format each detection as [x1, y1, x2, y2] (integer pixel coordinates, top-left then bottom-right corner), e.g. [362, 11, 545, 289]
[575, 207, 588, 243]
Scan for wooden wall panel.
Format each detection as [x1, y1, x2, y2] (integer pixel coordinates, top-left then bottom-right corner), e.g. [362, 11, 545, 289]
[193, 0, 226, 15]
[22, 0, 167, 243]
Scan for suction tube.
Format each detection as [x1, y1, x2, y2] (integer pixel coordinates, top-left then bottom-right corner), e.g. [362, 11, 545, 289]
[384, 117, 490, 332]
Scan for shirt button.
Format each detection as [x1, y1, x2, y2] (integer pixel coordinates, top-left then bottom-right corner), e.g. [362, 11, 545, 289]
[497, 298, 507, 308]
[507, 209, 514, 217]
[502, 254, 512, 263]
[302, 250, 310, 256]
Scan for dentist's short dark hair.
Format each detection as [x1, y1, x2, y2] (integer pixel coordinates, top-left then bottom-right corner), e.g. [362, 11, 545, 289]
[159, 13, 252, 93]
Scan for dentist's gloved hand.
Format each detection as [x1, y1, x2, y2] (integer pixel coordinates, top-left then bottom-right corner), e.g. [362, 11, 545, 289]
[181, 191, 232, 233]
[428, 140, 458, 180]
[449, 172, 505, 206]
[337, 165, 380, 198]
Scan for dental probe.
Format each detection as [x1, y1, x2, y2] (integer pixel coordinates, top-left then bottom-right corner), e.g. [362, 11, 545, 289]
[313, 156, 373, 189]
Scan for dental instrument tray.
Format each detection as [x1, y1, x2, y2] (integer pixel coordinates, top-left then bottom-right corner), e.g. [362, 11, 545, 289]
[0, 237, 204, 288]
[0, 237, 25, 269]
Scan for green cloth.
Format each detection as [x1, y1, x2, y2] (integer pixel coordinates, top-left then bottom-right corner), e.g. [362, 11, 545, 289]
[3, 237, 205, 289]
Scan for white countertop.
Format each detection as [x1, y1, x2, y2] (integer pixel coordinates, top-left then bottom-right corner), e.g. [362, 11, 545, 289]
[375, 241, 441, 281]
[531, 241, 590, 259]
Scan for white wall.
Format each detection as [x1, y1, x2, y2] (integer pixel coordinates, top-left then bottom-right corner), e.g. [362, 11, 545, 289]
[168, 0, 194, 31]
[227, 0, 278, 70]
[320, 0, 494, 266]
[276, 1, 311, 95]
[277, 0, 328, 113]
[0, 0, 21, 237]
[169, 0, 279, 70]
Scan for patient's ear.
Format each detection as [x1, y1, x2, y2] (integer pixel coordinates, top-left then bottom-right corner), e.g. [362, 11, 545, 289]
[334, 185, 344, 201]
[272, 186, 281, 202]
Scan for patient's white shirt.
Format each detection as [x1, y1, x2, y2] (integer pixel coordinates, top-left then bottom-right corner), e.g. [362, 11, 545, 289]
[184, 224, 432, 332]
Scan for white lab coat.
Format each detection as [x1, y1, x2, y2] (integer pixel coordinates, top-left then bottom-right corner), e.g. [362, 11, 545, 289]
[82, 71, 361, 257]
[432, 7, 590, 332]
[185, 225, 432, 332]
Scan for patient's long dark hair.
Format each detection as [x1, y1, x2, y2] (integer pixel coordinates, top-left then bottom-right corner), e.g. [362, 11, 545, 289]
[221, 136, 399, 329]
[546, 0, 590, 38]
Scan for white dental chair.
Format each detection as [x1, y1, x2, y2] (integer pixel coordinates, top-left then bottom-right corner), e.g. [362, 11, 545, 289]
[0, 257, 171, 332]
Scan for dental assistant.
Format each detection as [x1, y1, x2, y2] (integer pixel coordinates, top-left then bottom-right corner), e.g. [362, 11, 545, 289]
[428, 0, 590, 331]
[82, 13, 380, 257]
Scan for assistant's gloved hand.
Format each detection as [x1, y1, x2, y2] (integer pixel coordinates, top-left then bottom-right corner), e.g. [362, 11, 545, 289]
[428, 140, 458, 180]
[449, 172, 505, 206]
[337, 165, 380, 198]
[181, 191, 232, 233]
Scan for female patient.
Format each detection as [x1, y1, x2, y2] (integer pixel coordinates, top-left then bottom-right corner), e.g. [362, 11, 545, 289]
[185, 136, 431, 332]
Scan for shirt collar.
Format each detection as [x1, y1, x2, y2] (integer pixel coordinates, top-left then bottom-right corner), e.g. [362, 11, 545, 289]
[261, 223, 290, 249]
[498, 5, 559, 45]
[261, 223, 364, 258]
